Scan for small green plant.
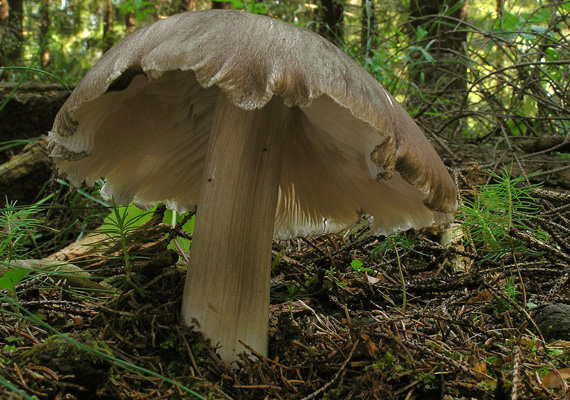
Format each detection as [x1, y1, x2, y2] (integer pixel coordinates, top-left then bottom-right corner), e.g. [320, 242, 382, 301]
[492, 275, 520, 313]
[284, 283, 302, 320]
[372, 233, 417, 311]
[460, 166, 542, 261]
[326, 265, 346, 287]
[372, 232, 419, 259]
[0, 268, 30, 301]
[365, 351, 405, 375]
[160, 336, 177, 350]
[0, 199, 47, 262]
[322, 387, 351, 400]
[101, 202, 150, 285]
[101, 202, 195, 290]
[102, 202, 195, 255]
[350, 259, 373, 274]
[413, 371, 437, 390]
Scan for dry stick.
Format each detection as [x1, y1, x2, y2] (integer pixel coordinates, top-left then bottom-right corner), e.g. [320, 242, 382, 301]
[511, 229, 570, 264]
[511, 345, 521, 400]
[546, 361, 568, 393]
[394, 245, 407, 312]
[12, 362, 48, 398]
[534, 217, 570, 254]
[482, 43, 561, 180]
[238, 341, 292, 370]
[301, 237, 328, 257]
[419, 122, 459, 161]
[530, 165, 570, 179]
[209, 384, 234, 400]
[531, 187, 570, 204]
[540, 203, 570, 220]
[378, 330, 477, 378]
[233, 384, 282, 390]
[520, 136, 570, 159]
[491, 125, 530, 186]
[379, 324, 417, 370]
[546, 270, 570, 303]
[469, 61, 570, 113]
[28, 364, 59, 381]
[177, 326, 202, 379]
[279, 366, 298, 393]
[511, 253, 528, 308]
[490, 287, 546, 346]
[299, 339, 360, 400]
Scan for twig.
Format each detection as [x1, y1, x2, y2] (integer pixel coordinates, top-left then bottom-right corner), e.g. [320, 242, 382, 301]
[490, 286, 546, 345]
[299, 339, 359, 400]
[238, 341, 292, 370]
[234, 384, 282, 390]
[511, 228, 570, 264]
[177, 326, 202, 378]
[528, 164, 570, 179]
[511, 345, 521, 400]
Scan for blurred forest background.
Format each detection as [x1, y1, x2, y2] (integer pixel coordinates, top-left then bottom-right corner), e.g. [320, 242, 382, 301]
[2, 1, 570, 399]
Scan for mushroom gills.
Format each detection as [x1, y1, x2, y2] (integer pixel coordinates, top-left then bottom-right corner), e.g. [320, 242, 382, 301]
[51, 70, 217, 211]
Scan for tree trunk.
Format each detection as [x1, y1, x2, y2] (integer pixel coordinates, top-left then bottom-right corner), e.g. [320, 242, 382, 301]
[316, 0, 344, 47]
[407, 0, 467, 93]
[39, 0, 50, 68]
[406, 0, 468, 135]
[212, 1, 232, 9]
[360, 0, 375, 58]
[4, 0, 24, 66]
[125, 10, 136, 34]
[179, 0, 197, 12]
[0, 0, 7, 23]
[0, 138, 51, 205]
[102, 0, 115, 52]
[0, 0, 7, 72]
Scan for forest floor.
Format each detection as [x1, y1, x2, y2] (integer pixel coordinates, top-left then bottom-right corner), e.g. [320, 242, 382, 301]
[1, 85, 570, 399]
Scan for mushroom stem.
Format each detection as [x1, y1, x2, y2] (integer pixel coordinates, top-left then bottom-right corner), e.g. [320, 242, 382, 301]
[181, 91, 292, 363]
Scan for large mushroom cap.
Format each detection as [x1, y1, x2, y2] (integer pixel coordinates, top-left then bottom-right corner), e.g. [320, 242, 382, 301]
[49, 9, 457, 238]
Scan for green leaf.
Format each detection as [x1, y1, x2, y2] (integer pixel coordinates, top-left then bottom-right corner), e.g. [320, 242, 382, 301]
[101, 203, 154, 234]
[416, 26, 428, 42]
[499, 10, 522, 32]
[351, 260, 364, 271]
[0, 269, 30, 290]
[528, 8, 553, 26]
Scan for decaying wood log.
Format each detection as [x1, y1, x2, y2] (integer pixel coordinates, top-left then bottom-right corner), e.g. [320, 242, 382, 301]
[517, 135, 570, 154]
[0, 83, 70, 204]
[0, 136, 51, 205]
[0, 83, 70, 160]
[533, 303, 570, 341]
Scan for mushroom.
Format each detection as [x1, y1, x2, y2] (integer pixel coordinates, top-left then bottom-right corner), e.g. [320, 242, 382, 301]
[49, 10, 457, 364]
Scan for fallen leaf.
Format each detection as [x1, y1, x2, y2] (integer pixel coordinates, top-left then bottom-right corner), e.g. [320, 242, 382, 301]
[542, 367, 570, 390]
